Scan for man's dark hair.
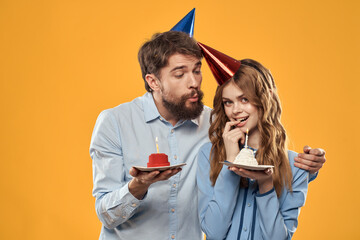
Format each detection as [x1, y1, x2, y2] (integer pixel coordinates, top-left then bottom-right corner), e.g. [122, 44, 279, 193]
[138, 31, 202, 92]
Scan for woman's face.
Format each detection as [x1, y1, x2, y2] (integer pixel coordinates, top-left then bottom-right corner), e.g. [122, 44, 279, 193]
[222, 81, 259, 134]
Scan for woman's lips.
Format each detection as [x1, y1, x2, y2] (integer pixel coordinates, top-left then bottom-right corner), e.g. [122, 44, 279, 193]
[235, 117, 248, 127]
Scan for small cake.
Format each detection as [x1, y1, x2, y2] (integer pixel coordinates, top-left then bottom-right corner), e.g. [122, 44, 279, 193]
[147, 153, 170, 167]
[233, 148, 258, 166]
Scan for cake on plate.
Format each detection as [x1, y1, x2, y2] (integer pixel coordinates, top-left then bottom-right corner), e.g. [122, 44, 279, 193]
[233, 147, 258, 166]
[147, 153, 170, 167]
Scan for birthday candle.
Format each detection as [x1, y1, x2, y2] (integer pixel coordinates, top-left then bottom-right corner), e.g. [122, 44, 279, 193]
[245, 128, 249, 148]
[156, 137, 159, 153]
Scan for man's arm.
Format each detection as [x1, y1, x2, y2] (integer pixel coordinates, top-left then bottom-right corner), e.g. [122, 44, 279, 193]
[294, 145, 326, 174]
[91, 110, 181, 229]
[91, 110, 140, 229]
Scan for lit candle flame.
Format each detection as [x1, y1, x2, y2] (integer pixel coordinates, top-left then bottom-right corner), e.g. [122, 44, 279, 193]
[156, 137, 159, 153]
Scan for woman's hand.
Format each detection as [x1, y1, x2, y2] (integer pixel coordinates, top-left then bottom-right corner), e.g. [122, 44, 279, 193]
[229, 167, 274, 194]
[222, 121, 245, 162]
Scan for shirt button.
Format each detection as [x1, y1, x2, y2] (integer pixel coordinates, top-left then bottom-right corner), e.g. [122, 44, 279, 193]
[160, 117, 163, 121]
[132, 203, 137, 207]
[243, 227, 247, 232]
[171, 129, 174, 133]
[174, 155, 177, 160]
[173, 184, 176, 188]
[248, 203, 251, 207]
[171, 208, 175, 213]
[122, 216, 126, 219]
[171, 235, 175, 239]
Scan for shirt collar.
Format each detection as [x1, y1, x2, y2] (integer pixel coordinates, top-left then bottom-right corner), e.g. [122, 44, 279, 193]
[141, 92, 200, 126]
[190, 118, 199, 126]
[142, 92, 160, 123]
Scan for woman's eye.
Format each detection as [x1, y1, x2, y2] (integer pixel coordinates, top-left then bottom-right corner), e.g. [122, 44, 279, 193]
[223, 101, 232, 106]
[194, 69, 201, 75]
[175, 74, 184, 78]
[241, 98, 249, 103]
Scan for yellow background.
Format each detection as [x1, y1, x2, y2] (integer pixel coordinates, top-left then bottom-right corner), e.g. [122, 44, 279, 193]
[1, 0, 359, 239]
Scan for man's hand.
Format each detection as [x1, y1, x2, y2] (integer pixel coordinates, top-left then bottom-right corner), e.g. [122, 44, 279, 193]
[294, 145, 326, 174]
[128, 167, 182, 200]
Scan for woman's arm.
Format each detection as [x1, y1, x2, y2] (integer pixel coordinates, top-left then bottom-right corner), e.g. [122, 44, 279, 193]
[255, 153, 309, 240]
[196, 143, 241, 240]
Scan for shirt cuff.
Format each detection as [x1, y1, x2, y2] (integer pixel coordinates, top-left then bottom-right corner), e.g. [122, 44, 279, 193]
[98, 183, 144, 227]
[255, 187, 275, 198]
[104, 182, 144, 210]
[309, 171, 318, 182]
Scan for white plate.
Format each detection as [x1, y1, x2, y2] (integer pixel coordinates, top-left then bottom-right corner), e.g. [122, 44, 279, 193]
[133, 163, 186, 172]
[220, 161, 274, 171]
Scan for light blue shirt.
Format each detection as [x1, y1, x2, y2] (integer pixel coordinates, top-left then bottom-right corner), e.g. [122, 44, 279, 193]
[197, 142, 309, 240]
[90, 92, 211, 240]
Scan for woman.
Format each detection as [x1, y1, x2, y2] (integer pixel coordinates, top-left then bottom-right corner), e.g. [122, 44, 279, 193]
[197, 59, 308, 240]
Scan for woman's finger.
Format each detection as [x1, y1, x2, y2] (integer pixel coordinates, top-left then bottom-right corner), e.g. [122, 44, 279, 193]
[223, 120, 241, 134]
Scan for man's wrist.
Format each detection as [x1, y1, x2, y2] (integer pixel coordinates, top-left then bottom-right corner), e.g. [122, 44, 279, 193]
[128, 178, 150, 200]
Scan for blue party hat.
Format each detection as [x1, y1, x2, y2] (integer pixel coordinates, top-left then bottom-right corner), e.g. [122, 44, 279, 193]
[170, 8, 195, 37]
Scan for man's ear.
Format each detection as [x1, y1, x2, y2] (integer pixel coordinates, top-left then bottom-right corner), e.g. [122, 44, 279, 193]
[145, 74, 161, 92]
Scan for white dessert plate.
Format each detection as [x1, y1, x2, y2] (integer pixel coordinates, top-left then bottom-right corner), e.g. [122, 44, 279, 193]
[220, 161, 274, 171]
[133, 163, 186, 172]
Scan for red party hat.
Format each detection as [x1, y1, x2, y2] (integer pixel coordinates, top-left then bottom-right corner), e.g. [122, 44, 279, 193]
[198, 42, 241, 85]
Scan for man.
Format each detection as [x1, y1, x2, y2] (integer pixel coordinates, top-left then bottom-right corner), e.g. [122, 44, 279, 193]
[90, 31, 325, 239]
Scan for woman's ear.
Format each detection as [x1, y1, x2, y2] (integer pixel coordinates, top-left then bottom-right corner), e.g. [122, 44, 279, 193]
[145, 74, 161, 92]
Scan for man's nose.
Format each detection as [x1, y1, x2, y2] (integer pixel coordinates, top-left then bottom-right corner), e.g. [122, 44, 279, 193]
[188, 73, 201, 89]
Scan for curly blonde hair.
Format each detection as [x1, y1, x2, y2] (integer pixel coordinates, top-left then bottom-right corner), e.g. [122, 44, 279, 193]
[209, 59, 292, 196]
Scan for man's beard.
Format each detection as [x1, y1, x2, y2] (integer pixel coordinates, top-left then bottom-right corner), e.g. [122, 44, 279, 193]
[162, 89, 204, 120]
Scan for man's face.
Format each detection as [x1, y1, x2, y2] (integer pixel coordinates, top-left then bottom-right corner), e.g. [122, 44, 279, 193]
[158, 53, 204, 120]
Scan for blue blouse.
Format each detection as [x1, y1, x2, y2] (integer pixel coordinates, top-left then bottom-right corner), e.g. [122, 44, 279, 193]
[197, 142, 309, 240]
